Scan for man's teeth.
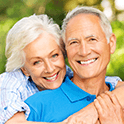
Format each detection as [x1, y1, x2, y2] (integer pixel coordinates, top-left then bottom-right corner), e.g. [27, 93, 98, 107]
[80, 58, 97, 64]
[46, 74, 57, 80]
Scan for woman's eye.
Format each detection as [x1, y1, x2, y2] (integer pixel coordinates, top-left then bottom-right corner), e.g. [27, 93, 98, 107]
[34, 61, 40, 65]
[52, 54, 58, 58]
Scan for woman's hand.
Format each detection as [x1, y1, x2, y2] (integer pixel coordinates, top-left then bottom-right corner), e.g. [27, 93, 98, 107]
[64, 103, 98, 124]
[94, 91, 124, 124]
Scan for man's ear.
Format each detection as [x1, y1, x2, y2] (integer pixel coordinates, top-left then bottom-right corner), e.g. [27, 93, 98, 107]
[109, 33, 116, 54]
[21, 67, 30, 77]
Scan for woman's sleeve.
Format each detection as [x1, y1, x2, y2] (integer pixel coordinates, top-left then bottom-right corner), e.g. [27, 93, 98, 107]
[105, 76, 122, 89]
[0, 77, 30, 124]
[65, 65, 73, 78]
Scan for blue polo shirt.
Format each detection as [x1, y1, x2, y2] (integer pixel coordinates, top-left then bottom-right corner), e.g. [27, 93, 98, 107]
[25, 76, 114, 122]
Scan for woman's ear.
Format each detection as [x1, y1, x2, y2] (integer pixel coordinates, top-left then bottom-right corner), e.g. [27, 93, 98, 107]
[21, 67, 30, 77]
[109, 33, 116, 54]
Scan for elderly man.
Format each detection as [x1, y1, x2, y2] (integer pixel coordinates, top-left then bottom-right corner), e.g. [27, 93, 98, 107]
[61, 6, 124, 124]
[6, 6, 124, 124]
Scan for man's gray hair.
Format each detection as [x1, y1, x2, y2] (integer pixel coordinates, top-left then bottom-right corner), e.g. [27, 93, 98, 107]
[61, 6, 112, 43]
[5, 14, 63, 72]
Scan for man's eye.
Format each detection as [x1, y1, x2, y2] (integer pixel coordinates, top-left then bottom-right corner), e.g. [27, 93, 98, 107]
[70, 41, 78, 45]
[90, 38, 97, 42]
[52, 54, 58, 58]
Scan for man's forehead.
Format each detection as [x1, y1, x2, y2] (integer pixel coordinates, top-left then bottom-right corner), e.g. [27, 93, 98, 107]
[65, 14, 103, 41]
[66, 14, 100, 31]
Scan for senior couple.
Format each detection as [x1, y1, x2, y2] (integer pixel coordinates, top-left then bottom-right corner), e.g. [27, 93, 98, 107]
[1, 6, 124, 124]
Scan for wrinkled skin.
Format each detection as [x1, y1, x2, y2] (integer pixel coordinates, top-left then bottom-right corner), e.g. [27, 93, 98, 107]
[94, 91, 124, 124]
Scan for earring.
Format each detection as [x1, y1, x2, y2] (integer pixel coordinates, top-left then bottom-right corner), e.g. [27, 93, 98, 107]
[21, 67, 30, 77]
[25, 73, 30, 77]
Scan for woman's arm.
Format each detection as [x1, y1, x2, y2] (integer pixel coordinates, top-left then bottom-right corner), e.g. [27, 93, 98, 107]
[5, 81, 124, 124]
[5, 112, 66, 124]
[112, 81, 124, 108]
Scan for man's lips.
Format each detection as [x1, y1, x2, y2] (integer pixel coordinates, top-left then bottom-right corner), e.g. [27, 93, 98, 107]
[77, 58, 98, 65]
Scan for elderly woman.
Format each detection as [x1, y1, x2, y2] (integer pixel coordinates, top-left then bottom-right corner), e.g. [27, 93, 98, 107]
[0, 14, 71, 124]
[0, 13, 123, 124]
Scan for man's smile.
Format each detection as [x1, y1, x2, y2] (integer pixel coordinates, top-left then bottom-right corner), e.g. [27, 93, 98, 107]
[77, 58, 98, 65]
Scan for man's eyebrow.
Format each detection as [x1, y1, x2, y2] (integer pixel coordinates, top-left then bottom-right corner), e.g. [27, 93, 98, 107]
[67, 35, 97, 43]
[85, 35, 97, 39]
[67, 38, 78, 43]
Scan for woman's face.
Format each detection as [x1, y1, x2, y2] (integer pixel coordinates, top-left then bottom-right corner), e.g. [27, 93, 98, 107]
[21, 31, 66, 90]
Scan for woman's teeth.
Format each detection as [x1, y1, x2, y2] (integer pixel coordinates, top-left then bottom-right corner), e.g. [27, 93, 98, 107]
[80, 58, 97, 65]
[45, 74, 57, 80]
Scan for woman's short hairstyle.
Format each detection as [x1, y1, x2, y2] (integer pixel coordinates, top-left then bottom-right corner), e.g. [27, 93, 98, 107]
[61, 6, 112, 43]
[6, 14, 64, 72]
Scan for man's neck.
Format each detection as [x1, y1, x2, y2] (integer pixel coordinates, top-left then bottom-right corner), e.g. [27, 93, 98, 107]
[72, 73, 109, 96]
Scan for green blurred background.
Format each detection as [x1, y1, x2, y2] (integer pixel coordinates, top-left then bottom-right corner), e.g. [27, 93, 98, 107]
[0, 0, 124, 80]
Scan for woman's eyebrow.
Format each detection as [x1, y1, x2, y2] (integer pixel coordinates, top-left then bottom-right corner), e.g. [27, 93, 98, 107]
[29, 56, 42, 61]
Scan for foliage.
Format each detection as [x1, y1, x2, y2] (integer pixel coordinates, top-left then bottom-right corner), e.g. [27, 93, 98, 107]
[106, 21, 124, 80]
[0, 18, 18, 73]
[0, 0, 124, 80]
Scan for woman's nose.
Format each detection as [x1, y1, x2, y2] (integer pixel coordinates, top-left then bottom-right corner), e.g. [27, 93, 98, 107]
[44, 60, 55, 73]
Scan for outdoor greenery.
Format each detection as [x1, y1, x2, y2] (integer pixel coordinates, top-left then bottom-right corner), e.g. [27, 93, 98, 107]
[0, 0, 124, 80]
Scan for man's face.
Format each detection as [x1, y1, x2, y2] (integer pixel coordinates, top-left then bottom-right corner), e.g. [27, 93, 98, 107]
[65, 14, 116, 80]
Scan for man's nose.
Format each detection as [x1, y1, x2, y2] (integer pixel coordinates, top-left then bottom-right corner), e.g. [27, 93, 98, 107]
[78, 41, 91, 56]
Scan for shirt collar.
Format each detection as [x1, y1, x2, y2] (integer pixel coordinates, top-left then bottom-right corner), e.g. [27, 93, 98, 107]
[61, 76, 114, 102]
[61, 76, 96, 102]
[106, 81, 114, 91]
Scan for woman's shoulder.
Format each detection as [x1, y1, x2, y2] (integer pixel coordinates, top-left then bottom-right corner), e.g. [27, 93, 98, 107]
[0, 69, 28, 88]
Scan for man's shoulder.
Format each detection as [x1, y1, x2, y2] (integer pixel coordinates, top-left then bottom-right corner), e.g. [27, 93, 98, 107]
[25, 76, 70, 109]
[26, 87, 61, 102]
[25, 87, 65, 112]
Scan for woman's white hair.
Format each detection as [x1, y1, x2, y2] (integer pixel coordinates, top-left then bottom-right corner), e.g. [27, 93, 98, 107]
[5, 14, 63, 72]
[61, 6, 112, 43]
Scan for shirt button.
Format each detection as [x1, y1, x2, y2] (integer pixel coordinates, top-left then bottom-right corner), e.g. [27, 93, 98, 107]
[4, 106, 8, 110]
[21, 107, 24, 110]
[86, 96, 91, 101]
